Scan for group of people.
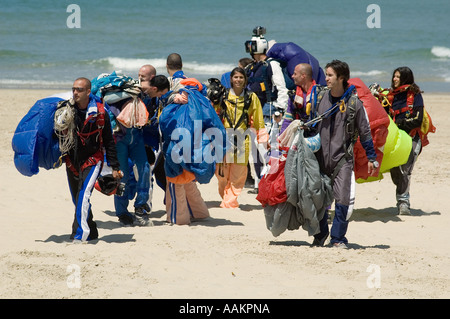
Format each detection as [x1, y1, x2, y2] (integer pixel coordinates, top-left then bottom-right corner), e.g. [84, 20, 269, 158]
[61, 35, 427, 248]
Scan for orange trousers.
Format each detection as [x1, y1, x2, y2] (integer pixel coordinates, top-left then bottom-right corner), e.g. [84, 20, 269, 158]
[215, 163, 247, 208]
[166, 180, 209, 225]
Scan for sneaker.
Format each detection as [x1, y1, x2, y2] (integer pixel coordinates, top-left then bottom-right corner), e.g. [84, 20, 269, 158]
[332, 242, 348, 249]
[135, 203, 151, 216]
[248, 188, 259, 194]
[118, 214, 134, 227]
[132, 213, 150, 226]
[311, 232, 329, 247]
[398, 203, 411, 215]
[244, 179, 255, 188]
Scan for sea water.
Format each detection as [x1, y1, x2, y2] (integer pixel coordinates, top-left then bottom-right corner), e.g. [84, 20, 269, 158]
[1, 0, 449, 92]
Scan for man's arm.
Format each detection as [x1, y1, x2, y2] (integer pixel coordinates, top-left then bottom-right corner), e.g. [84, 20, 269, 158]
[269, 60, 289, 111]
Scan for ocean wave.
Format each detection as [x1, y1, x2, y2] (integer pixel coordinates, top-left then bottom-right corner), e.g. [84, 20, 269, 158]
[350, 70, 385, 77]
[100, 57, 234, 75]
[0, 78, 72, 89]
[100, 57, 167, 71]
[444, 74, 450, 82]
[431, 46, 450, 59]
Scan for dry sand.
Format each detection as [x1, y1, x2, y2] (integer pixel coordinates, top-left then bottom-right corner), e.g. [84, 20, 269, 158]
[0, 89, 449, 299]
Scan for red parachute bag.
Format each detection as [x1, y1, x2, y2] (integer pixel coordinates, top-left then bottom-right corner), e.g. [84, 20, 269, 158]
[256, 148, 289, 207]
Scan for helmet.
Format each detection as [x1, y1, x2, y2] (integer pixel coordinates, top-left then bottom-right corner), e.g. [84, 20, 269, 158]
[245, 26, 268, 55]
[206, 78, 226, 104]
[245, 36, 268, 55]
[94, 174, 120, 196]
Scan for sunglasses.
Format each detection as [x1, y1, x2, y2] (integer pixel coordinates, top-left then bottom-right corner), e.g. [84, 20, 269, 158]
[72, 87, 87, 92]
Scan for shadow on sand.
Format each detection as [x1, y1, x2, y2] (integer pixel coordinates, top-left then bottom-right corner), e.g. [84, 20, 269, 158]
[269, 240, 390, 250]
[36, 233, 136, 244]
[205, 200, 262, 212]
[349, 206, 440, 223]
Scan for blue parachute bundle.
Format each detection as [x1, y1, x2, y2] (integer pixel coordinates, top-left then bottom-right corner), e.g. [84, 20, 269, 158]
[267, 42, 326, 85]
[12, 97, 63, 176]
[91, 71, 135, 97]
[159, 88, 226, 184]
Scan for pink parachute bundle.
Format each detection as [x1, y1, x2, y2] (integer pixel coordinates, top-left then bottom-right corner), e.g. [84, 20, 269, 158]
[116, 97, 149, 128]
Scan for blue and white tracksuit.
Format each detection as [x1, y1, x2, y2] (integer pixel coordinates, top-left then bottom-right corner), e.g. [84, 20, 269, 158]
[65, 95, 120, 241]
[67, 162, 103, 241]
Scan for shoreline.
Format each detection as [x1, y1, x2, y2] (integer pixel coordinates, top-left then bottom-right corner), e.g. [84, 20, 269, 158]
[2, 87, 450, 95]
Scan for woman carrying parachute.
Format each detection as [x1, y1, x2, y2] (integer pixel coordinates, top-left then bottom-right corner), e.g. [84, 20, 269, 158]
[210, 67, 269, 209]
[369, 66, 436, 215]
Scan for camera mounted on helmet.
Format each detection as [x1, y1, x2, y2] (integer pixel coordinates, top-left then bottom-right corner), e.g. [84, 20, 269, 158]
[244, 26, 268, 55]
[252, 26, 266, 37]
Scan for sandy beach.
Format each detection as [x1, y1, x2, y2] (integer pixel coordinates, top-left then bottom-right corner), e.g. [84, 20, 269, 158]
[0, 88, 449, 299]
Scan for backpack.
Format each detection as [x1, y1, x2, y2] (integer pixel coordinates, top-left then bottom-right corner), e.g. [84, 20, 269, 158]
[247, 59, 295, 103]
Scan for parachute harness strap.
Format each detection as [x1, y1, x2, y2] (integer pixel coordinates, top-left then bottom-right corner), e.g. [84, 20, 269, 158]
[303, 85, 356, 128]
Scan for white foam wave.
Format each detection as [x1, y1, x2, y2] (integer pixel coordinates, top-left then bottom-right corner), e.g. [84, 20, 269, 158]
[0, 78, 72, 88]
[431, 46, 450, 58]
[102, 57, 234, 75]
[102, 57, 167, 71]
[351, 70, 384, 77]
[443, 73, 450, 82]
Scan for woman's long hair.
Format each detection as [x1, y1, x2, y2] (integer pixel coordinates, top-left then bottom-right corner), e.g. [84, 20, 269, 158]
[391, 66, 422, 93]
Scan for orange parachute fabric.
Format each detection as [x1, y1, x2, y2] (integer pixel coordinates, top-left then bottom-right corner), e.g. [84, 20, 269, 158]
[166, 169, 196, 184]
[180, 78, 203, 91]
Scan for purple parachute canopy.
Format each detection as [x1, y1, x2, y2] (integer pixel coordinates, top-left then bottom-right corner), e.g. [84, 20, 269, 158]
[267, 42, 326, 85]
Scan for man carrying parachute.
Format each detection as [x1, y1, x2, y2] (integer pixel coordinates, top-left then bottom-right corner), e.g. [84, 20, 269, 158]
[90, 70, 160, 227]
[159, 54, 227, 225]
[12, 77, 122, 243]
[259, 60, 396, 248]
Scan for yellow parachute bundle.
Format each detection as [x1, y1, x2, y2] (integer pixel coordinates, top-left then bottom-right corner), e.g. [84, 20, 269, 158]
[356, 117, 412, 183]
